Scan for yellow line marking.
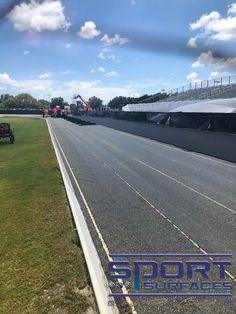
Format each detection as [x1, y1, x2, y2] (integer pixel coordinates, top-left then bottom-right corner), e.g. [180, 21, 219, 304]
[49, 121, 137, 314]
[55, 120, 236, 284]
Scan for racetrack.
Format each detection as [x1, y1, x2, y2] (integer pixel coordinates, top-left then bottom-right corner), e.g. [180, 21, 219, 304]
[49, 118, 236, 314]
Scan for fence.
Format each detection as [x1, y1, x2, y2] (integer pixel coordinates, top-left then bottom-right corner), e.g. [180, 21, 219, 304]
[140, 74, 236, 103]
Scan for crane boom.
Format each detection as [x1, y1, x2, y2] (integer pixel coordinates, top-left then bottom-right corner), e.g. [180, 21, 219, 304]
[73, 94, 92, 111]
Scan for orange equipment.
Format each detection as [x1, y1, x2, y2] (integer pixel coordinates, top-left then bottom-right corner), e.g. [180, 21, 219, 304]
[73, 94, 92, 111]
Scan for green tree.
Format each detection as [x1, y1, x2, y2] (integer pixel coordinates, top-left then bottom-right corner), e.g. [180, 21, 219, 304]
[76, 100, 84, 109]
[14, 93, 38, 108]
[70, 103, 76, 112]
[88, 96, 103, 109]
[51, 97, 64, 109]
[2, 96, 16, 108]
[37, 99, 50, 109]
[0, 94, 12, 103]
[108, 96, 131, 109]
[0, 94, 10, 108]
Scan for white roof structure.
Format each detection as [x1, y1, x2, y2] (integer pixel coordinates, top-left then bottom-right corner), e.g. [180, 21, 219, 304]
[122, 98, 236, 113]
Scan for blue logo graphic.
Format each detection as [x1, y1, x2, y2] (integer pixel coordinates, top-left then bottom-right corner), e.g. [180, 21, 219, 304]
[108, 254, 233, 297]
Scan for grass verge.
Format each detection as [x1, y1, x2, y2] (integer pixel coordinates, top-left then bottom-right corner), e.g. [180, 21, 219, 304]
[0, 117, 97, 314]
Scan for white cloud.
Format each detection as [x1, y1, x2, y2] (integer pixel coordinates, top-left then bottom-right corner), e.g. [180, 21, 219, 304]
[78, 21, 101, 39]
[19, 79, 53, 91]
[228, 3, 236, 15]
[90, 69, 95, 74]
[0, 72, 54, 93]
[131, 0, 136, 5]
[209, 71, 220, 79]
[67, 80, 101, 90]
[208, 71, 229, 80]
[98, 67, 106, 73]
[105, 71, 120, 78]
[8, 0, 71, 32]
[65, 80, 130, 103]
[97, 48, 119, 62]
[101, 34, 129, 46]
[39, 72, 52, 79]
[0, 73, 168, 105]
[0, 72, 132, 103]
[0, 73, 17, 86]
[187, 36, 198, 48]
[192, 51, 236, 69]
[126, 79, 162, 90]
[98, 51, 106, 59]
[60, 70, 74, 75]
[186, 72, 199, 81]
[130, 92, 140, 98]
[190, 11, 220, 30]
[23, 50, 30, 56]
[188, 4, 236, 43]
[107, 54, 116, 60]
[65, 43, 71, 48]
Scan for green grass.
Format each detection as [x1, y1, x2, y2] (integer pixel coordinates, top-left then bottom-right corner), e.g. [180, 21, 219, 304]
[0, 117, 96, 314]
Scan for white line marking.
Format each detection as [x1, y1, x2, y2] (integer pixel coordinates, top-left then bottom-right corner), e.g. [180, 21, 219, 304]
[53, 119, 236, 287]
[136, 159, 236, 215]
[93, 124, 236, 169]
[47, 120, 120, 314]
[81, 131, 236, 215]
[48, 120, 137, 314]
[104, 162, 236, 282]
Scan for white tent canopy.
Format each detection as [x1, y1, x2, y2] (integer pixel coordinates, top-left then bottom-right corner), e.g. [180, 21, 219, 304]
[122, 98, 236, 113]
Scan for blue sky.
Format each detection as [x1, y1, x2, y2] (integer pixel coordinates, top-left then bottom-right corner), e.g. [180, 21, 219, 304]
[0, 0, 236, 104]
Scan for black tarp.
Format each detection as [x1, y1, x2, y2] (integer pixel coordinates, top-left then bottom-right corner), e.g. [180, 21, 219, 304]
[73, 110, 236, 133]
[212, 113, 236, 133]
[168, 112, 236, 133]
[169, 113, 212, 129]
[149, 113, 170, 125]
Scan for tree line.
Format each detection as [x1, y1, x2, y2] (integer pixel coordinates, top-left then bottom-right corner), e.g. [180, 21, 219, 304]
[0, 92, 168, 110]
[107, 93, 168, 110]
[0, 93, 103, 110]
[0, 94, 50, 109]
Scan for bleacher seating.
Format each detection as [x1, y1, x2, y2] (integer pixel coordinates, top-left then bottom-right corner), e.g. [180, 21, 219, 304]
[140, 75, 236, 103]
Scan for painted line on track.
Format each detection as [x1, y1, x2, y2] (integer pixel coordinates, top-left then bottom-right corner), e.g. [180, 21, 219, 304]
[80, 130, 236, 215]
[93, 123, 236, 169]
[51, 119, 236, 293]
[47, 119, 138, 314]
[136, 159, 236, 215]
[103, 162, 236, 282]
[47, 120, 120, 314]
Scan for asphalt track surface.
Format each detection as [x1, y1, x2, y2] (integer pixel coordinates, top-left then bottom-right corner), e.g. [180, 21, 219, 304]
[49, 118, 236, 314]
[73, 116, 236, 163]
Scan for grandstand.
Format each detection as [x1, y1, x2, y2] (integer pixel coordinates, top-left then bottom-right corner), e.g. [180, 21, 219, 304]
[140, 75, 236, 103]
[122, 74, 236, 133]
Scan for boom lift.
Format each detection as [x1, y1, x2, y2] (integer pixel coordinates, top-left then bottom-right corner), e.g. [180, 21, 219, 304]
[73, 94, 92, 111]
